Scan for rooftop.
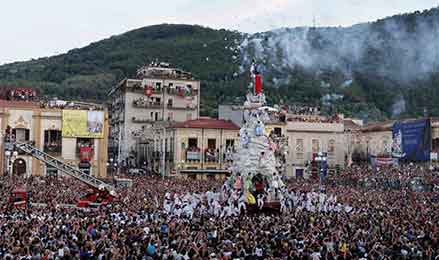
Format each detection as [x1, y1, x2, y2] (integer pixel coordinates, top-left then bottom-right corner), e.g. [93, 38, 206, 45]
[136, 62, 194, 80]
[361, 120, 395, 132]
[344, 119, 363, 130]
[169, 118, 239, 130]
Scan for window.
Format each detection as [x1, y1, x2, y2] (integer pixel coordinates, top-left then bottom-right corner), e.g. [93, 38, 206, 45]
[433, 138, 439, 152]
[76, 138, 94, 160]
[44, 130, 62, 155]
[207, 139, 216, 149]
[167, 112, 173, 121]
[274, 127, 282, 137]
[188, 138, 198, 148]
[187, 138, 200, 161]
[328, 139, 336, 155]
[225, 139, 235, 148]
[383, 139, 390, 154]
[12, 128, 30, 142]
[296, 139, 304, 159]
[312, 139, 320, 153]
[206, 139, 217, 162]
[150, 112, 154, 119]
[295, 139, 304, 152]
[167, 99, 173, 107]
[155, 112, 159, 121]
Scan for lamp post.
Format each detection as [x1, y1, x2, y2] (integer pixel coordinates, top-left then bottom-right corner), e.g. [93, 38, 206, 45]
[109, 158, 114, 177]
[11, 151, 18, 176]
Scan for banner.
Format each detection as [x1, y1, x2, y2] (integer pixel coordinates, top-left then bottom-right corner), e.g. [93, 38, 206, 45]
[62, 110, 104, 138]
[371, 156, 398, 166]
[392, 119, 431, 161]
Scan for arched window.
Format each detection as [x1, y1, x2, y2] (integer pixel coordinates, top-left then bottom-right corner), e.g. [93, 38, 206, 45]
[328, 139, 336, 155]
[312, 139, 320, 153]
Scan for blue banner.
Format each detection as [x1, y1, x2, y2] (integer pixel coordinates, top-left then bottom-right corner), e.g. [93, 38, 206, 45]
[392, 119, 431, 161]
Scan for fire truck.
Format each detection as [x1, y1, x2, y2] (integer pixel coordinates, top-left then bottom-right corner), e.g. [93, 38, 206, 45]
[8, 142, 116, 208]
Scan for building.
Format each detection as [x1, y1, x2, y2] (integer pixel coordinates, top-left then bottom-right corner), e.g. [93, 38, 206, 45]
[218, 105, 244, 127]
[0, 90, 109, 177]
[148, 118, 239, 179]
[108, 63, 200, 166]
[285, 113, 346, 177]
[356, 118, 439, 160]
[219, 104, 346, 177]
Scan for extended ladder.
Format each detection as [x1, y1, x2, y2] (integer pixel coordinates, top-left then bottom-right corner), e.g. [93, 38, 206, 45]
[14, 142, 116, 195]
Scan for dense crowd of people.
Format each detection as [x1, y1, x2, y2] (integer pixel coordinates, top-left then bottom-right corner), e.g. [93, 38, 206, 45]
[0, 164, 438, 259]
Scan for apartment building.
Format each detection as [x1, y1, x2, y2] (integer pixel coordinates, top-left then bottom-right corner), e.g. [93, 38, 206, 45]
[108, 63, 200, 165]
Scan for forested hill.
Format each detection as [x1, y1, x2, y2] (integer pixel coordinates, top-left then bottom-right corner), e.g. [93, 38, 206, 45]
[1, 7, 439, 121]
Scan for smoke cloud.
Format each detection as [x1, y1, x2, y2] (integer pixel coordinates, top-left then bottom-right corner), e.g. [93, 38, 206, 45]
[240, 8, 439, 84]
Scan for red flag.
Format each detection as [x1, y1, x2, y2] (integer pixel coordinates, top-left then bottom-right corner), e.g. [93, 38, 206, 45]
[145, 86, 152, 97]
[254, 74, 262, 94]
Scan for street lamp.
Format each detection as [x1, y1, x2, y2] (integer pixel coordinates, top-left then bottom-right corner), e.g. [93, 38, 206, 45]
[113, 163, 118, 177]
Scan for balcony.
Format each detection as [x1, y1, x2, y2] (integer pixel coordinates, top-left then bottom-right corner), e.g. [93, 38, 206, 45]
[166, 103, 197, 110]
[167, 88, 198, 96]
[132, 117, 156, 123]
[132, 99, 163, 109]
[204, 150, 219, 163]
[186, 149, 201, 162]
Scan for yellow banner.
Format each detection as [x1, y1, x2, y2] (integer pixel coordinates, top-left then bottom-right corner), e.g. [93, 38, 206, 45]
[62, 110, 104, 138]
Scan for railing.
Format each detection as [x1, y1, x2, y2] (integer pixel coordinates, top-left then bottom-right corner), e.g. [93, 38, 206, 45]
[167, 88, 198, 96]
[132, 117, 156, 123]
[186, 150, 201, 161]
[166, 103, 197, 110]
[204, 151, 218, 163]
[132, 100, 163, 108]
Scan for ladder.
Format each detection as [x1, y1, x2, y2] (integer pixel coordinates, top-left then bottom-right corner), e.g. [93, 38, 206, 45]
[14, 142, 116, 195]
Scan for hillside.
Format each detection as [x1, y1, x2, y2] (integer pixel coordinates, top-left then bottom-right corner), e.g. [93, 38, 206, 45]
[1, 7, 439, 120]
[0, 24, 246, 116]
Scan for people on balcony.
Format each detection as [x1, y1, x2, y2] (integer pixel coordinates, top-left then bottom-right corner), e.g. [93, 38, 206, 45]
[5, 88, 37, 102]
[205, 148, 218, 162]
[186, 147, 201, 161]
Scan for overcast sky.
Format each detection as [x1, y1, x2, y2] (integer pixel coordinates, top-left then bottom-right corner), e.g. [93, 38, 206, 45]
[0, 0, 437, 65]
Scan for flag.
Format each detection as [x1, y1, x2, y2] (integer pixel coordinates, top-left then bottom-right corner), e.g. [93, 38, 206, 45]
[144, 86, 152, 97]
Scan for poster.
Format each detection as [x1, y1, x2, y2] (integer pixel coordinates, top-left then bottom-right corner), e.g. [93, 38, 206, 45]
[392, 119, 431, 161]
[62, 110, 104, 138]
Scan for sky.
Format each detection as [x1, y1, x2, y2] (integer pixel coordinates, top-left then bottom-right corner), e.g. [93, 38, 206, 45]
[0, 0, 437, 65]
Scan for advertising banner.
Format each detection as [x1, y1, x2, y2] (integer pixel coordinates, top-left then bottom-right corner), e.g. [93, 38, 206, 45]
[392, 119, 431, 161]
[62, 110, 104, 138]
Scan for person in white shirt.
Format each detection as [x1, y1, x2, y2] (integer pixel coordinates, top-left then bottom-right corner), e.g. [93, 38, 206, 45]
[257, 193, 265, 210]
[238, 192, 246, 214]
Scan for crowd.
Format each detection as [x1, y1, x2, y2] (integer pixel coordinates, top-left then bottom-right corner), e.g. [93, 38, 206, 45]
[286, 115, 342, 124]
[0, 164, 438, 259]
[2, 88, 37, 102]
